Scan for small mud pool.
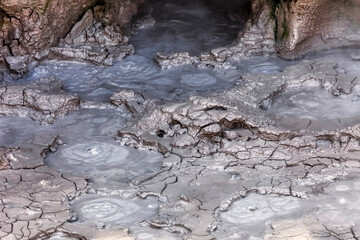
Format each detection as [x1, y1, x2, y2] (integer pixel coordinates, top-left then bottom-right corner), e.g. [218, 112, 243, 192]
[24, 54, 240, 101]
[0, 106, 130, 146]
[34, 231, 86, 240]
[46, 139, 163, 188]
[71, 195, 159, 228]
[314, 180, 360, 228]
[269, 85, 360, 130]
[214, 194, 304, 239]
[214, 180, 360, 239]
[236, 56, 288, 74]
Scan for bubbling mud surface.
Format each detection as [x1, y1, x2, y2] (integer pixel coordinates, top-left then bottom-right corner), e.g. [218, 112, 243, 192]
[2, 0, 360, 238]
[25, 55, 239, 101]
[180, 73, 217, 87]
[304, 48, 360, 75]
[0, 106, 130, 146]
[235, 56, 293, 74]
[215, 180, 360, 239]
[269, 86, 360, 130]
[129, 226, 181, 240]
[46, 139, 163, 186]
[239, 59, 285, 74]
[246, 62, 282, 74]
[215, 194, 304, 239]
[71, 195, 159, 228]
[314, 180, 360, 228]
[271, 87, 360, 120]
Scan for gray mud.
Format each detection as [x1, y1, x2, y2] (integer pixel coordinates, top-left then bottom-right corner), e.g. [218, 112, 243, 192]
[2, 1, 360, 239]
[71, 195, 159, 228]
[46, 139, 163, 189]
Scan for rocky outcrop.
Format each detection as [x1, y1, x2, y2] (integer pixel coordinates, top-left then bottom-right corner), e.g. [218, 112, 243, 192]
[155, 0, 277, 69]
[53, 0, 147, 66]
[51, 2, 142, 66]
[220, 0, 360, 61]
[0, 0, 144, 74]
[1, 0, 360, 74]
[229, 0, 277, 61]
[106, 0, 145, 31]
[274, 0, 360, 59]
[110, 89, 156, 116]
[206, 0, 360, 62]
[0, 77, 80, 124]
[227, 0, 360, 60]
[0, 0, 96, 60]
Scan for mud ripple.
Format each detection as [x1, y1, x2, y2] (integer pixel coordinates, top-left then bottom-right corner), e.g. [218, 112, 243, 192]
[46, 139, 163, 185]
[180, 73, 217, 87]
[71, 195, 159, 227]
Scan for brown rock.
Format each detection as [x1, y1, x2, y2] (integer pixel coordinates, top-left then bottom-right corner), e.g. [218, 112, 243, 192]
[275, 0, 360, 59]
[0, 0, 144, 71]
[0, 146, 18, 170]
[0, 0, 96, 57]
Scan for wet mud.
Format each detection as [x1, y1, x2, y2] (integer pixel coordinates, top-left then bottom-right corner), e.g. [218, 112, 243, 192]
[1, 1, 360, 240]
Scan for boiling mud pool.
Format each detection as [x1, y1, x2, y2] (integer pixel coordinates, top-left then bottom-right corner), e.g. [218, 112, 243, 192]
[2, 0, 360, 236]
[24, 55, 241, 101]
[267, 48, 360, 130]
[236, 56, 286, 74]
[215, 180, 360, 239]
[0, 106, 130, 146]
[214, 193, 306, 239]
[46, 139, 163, 188]
[314, 180, 360, 228]
[71, 195, 159, 228]
[269, 86, 360, 130]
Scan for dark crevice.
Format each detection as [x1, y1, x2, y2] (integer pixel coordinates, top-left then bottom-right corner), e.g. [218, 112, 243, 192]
[219, 118, 253, 131]
[133, 0, 251, 56]
[3, 41, 14, 56]
[62, 0, 103, 40]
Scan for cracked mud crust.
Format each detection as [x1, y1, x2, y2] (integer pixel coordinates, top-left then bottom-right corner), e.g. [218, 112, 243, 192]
[0, 77, 80, 124]
[0, 135, 87, 240]
[1, 0, 360, 238]
[115, 60, 360, 239]
[2, 51, 360, 240]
